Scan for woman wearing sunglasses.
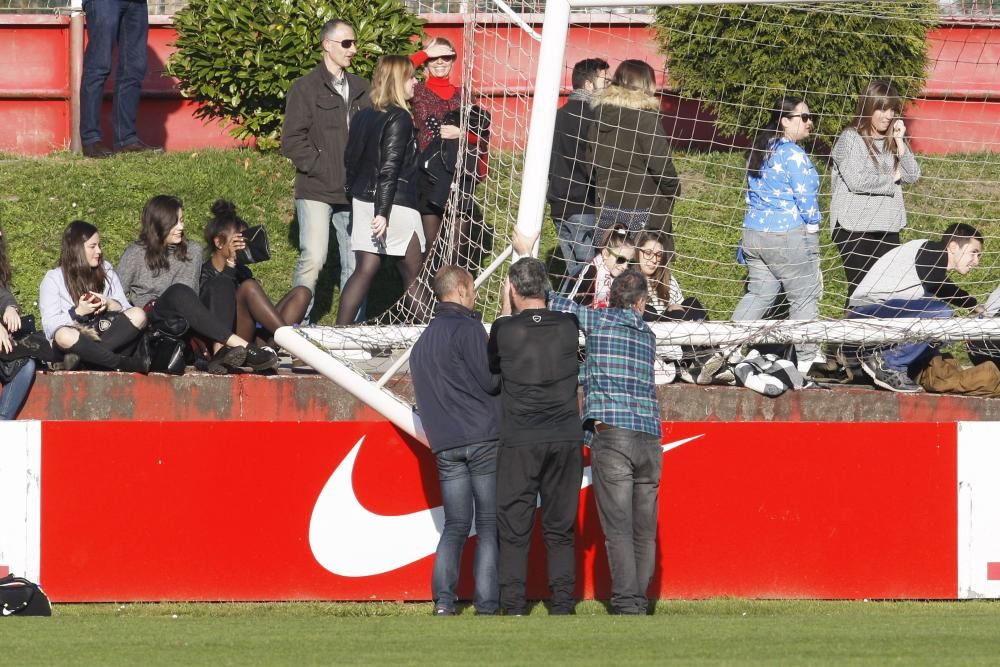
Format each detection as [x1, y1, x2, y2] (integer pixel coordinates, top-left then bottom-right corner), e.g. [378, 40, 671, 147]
[567, 226, 634, 308]
[409, 37, 463, 252]
[830, 80, 920, 301]
[732, 96, 824, 374]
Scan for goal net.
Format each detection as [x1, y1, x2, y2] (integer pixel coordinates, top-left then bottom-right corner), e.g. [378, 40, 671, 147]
[277, 0, 1000, 432]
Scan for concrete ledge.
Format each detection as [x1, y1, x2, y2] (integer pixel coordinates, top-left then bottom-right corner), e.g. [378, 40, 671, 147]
[17, 370, 1000, 422]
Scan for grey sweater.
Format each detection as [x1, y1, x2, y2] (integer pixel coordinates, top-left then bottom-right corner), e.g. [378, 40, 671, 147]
[117, 241, 203, 308]
[830, 128, 920, 233]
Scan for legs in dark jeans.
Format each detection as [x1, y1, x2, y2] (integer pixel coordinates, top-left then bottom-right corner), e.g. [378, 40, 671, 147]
[432, 442, 499, 614]
[0, 359, 36, 420]
[848, 298, 953, 371]
[496, 441, 584, 614]
[80, 0, 148, 148]
[590, 427, 662, 615]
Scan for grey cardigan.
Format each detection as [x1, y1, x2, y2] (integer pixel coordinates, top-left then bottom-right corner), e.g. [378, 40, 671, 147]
[830, 128, 920, 233]
[117, 241, 203, 308]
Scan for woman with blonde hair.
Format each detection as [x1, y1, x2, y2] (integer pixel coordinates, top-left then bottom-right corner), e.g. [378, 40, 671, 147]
[831, 80, 920, 299]
[337, 55, 424, 324]
[590, 59, 680, 242]
[409, 37, 463, 249]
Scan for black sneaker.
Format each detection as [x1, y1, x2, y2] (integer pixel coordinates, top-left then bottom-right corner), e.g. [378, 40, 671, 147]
[207, 345, 246, 375]
[433, 606, 456, 617]
[861, 351, 922, 393]
[244, 344, 278, 372]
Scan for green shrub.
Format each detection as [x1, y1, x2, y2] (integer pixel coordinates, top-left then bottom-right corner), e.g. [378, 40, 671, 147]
[653, 1, 937, 141]
[166, 0, 425, 150]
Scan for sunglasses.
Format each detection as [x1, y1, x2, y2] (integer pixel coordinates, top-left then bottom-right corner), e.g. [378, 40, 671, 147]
[326, 38, 356, 49]
[427, 54, 457, 64]
[787, 112, 814, 123]
[605, 249, 631, 266]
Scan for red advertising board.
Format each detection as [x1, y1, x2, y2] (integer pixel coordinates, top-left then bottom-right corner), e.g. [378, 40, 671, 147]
[35, 420, 959, 602]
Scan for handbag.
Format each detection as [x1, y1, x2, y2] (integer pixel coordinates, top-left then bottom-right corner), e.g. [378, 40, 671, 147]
[145, 330, 187, 375]
[236, 225, 271, 264]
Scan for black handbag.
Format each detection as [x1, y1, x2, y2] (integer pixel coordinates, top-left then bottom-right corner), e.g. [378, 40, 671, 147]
[236, 225, 271, 265]
[146, 330, 187, 375]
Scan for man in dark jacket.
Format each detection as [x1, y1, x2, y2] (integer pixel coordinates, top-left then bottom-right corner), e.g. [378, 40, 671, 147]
[488, 257, 584, 615]
[410, 265, 501, 616]
[281, 19, 371, 322]
[547, 58, 609, 290]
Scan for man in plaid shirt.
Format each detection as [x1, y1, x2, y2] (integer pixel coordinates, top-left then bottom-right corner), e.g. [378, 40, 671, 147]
[548, 269, 662, 615]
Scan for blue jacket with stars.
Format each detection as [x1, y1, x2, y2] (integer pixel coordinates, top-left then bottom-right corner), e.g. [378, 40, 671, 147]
[743, 138, 821, 232]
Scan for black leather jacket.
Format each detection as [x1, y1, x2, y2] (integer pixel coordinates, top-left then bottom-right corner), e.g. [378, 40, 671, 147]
[344, 105, 419, 217]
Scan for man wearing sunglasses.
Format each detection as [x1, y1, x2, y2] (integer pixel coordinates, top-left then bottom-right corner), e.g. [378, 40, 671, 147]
[281, 19, 371, 323]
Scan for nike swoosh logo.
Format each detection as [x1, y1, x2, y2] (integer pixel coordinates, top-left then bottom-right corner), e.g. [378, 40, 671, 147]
[2, 608, 16, 616]
[310, 434, 703, 577]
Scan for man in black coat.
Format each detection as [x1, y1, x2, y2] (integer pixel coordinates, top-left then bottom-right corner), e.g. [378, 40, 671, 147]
[281, 19, 371, 322]
[547, 58, 609, 290]
[411, 265, 501, 616]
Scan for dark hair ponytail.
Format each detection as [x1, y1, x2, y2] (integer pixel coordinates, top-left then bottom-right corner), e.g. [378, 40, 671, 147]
[747, 96, 804, 179]
[203, 199, 245, 250]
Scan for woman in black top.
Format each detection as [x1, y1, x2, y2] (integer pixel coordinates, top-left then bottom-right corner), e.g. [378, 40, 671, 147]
[200, 200, 310, 346]
[336, 55, 424, 324]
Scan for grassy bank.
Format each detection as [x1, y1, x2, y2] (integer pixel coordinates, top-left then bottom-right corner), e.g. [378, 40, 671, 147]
[1, 148, 997, 325]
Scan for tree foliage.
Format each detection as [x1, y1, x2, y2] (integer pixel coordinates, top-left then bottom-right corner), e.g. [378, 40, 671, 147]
[166, 0, 425, 150]
[653, 1, 938, 142]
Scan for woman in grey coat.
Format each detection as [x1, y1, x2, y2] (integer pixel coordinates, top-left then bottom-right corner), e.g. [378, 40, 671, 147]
[830, 80, 921, 301]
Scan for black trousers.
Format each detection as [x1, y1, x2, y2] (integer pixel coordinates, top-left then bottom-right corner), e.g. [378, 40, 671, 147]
[831, 225, 901, 300]
[152, 283, 233, 343]
[496, 440, 583, 613]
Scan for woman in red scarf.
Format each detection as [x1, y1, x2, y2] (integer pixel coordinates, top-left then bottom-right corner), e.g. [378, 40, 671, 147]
[410, 38, 463, 253]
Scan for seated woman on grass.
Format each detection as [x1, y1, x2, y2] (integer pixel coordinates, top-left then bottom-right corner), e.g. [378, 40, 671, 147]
[117, 194, 278, 374]
[200, 199, 310, 347]
[39, 220, 149, 373]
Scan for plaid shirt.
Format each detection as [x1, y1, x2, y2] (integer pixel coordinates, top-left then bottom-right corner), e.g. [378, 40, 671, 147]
[548, 293, 661, 444]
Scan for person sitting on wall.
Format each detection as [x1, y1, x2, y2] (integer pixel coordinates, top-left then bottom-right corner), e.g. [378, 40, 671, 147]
[117, 194, 278, 374]
[849, 222, 984, 393]
[200, 199, 311, 349]
[39, 220, 149, 373]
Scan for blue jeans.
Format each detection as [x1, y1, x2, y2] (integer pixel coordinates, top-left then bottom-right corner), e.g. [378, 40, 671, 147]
[590, 426, 662, 615]
[849, 298, 953, 371]
[0, 359, 36, 420]
[554, 213, 597, 291]
[80, 0, 148, 147]
[432, 441, 499, 614]
[292, 199, 361, 322]
[733, 226, 822, 364]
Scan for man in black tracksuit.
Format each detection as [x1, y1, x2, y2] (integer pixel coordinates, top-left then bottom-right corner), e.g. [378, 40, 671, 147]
[547, 58, 609, 289]
[488, 258, 584, 615]
[411, 266, 501, 616]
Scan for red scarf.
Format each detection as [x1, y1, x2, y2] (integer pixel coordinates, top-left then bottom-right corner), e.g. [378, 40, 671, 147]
[425, 75, 456, 101]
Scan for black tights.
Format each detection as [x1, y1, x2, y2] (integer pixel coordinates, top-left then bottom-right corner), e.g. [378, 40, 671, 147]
[336, 236, 423, 325]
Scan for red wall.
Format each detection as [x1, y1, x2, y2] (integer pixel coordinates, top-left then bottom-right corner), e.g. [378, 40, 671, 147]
[0, 16, 997, 155]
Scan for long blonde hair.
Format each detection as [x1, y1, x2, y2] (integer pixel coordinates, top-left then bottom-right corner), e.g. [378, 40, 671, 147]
[369, 55, 415, 113]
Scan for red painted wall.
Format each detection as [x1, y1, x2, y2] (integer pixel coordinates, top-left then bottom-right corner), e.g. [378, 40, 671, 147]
[0, 16, 997, 155]
[38, 420, 958, 601]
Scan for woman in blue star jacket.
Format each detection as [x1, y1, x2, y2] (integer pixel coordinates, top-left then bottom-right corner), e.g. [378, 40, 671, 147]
[732, 96, 824, 373]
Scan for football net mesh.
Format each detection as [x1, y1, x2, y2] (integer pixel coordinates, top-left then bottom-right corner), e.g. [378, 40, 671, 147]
[291, 0, 1000, 398]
